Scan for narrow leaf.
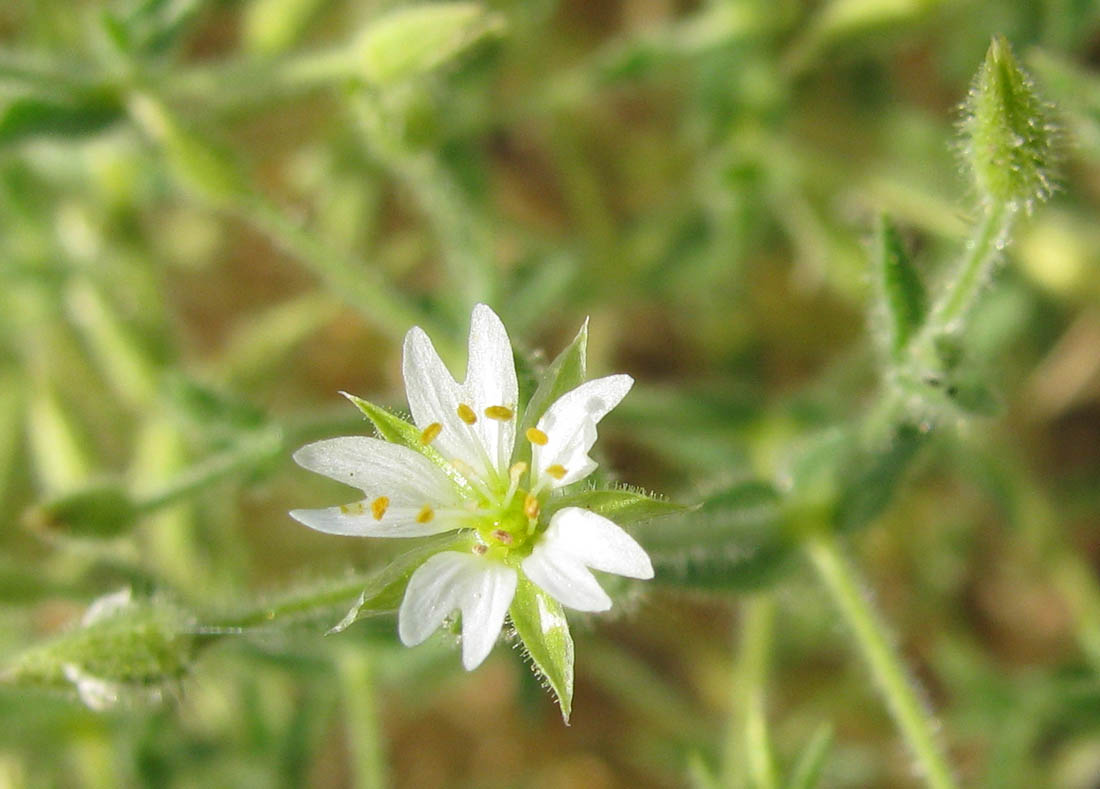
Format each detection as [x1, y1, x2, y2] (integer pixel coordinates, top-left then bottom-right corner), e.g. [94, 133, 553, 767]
[0, 93, 122, 148]
[836, 423, 925, 532]
[785, 723, 834, 789]
[546, 485, 686, 525]
[874, 215, 926, 358]
[353, 3, 505, 85]
[509, 576, 574, 722]
[329, 534, 468, 633]
[633, 481, 793, 592]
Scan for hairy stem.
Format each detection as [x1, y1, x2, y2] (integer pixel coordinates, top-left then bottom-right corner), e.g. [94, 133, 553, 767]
[805, 532, 957, 789]
[724, 595, 777, 789]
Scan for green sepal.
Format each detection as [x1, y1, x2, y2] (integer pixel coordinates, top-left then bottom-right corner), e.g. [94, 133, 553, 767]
[353, 3, 505, 85]
[784, 723, 834, 789]
[520, 317, 588, 433]
[874, 215, 926, 359]
[329, 533, 470, 634]
[633, 481, 793, 591]
[509, 575, 574, 723]
[545, 484, 686, 525]
[341, 392, 471, 492]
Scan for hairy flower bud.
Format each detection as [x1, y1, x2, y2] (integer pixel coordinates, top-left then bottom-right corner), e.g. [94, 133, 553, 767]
[961, 36, 1058, 212]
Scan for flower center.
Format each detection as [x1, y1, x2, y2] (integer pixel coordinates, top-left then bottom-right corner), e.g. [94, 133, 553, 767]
[470, 480, 544, 562]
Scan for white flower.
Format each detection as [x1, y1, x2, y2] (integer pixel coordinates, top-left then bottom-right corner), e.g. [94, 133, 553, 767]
[291, 304, 653, 670]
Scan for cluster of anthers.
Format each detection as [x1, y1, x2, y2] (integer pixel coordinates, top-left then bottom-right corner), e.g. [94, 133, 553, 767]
[292, 304, 653, 670]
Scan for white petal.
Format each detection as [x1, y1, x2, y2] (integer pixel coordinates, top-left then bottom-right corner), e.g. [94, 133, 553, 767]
[402, 325, 485, 474]
[402, 308, 519, 482]
[458, 559, 517, 670]
[534, 374, 633, 488]
[289, 505, 457, 538]
[397, 552, 517, 670]
[522, 545, 611, 612]
[293, 436, 456, 502]
[462, 304, 518, 479]
[545, 508, 654, 579]
[521, 507, 653, 613]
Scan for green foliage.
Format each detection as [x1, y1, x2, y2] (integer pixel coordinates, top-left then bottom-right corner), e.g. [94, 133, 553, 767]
[352, 3, 505, 85]
[509, 577, 574, 722]
[638, 481, 794, 592]
[545, 485, 685, 525]
[24, 479, 139, 538]
[329, 534, 471, 633]
[874, 215, 927, 360]
[0, 2, 1095, 786]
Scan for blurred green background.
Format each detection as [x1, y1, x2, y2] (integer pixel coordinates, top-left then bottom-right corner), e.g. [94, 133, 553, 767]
[2, 0, 1100, 786]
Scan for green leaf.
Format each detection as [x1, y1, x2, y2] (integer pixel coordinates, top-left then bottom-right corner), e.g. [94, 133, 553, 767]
[784, 723, 834, 789]
[0, 93, 123, 148]
[634, 481, 794, 592]
[353, 3, 505, 85]
[836, 423, 925, 532]
[546, 485, 686, 525]
[509, 576, 574, 722]
[962, 35, 1058, 211]
[874, 215, 926, 359]
[341, 392, 471, 491]
[329, 534, 469, 633]
[520, 317, 588, 433]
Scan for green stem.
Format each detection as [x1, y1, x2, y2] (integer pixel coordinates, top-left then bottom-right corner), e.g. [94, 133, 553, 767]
[350, 91, 495, 312]
[926, 201, 1013, 335]
[133, 428, 284, 514]
[338, 648, 390, 789]
[805, 532, 957, 789]
[241, 195, 459, 359]
[215, 572, 374, 631]
[724, 595, 777, 789]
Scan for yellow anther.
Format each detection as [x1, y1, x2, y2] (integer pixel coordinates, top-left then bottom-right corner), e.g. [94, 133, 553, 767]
[457, 403, 477, 424]
[509, 461, 528, 480]
[416, 506, 435, 524]
[491, 529, 514, 545]
[340, 501, 366, 515]
[546, 464, 567, 481]
[484, 405, 514, 421]
[371, 496, 389, 521]
[526, 427, 548, 446]
[524, 492, 540, 520]
[419, 422, 442, 445]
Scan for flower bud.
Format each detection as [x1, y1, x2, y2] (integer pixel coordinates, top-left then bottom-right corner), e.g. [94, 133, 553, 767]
[961, 36, 1058, 212]
[24, 480, 139, 538]
[1, 591, 196, 709]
